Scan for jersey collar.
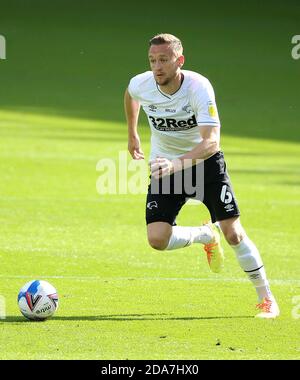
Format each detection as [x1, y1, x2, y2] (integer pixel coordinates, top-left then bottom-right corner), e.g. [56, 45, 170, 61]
[155, 73, 185, 99]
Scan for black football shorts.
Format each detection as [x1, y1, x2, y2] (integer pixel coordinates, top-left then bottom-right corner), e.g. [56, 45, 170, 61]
[146, 151, 240, 225]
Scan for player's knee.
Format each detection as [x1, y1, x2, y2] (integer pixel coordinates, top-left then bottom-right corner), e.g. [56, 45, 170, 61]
[223, 229, 244, 245]
[147, 234, 169, 251]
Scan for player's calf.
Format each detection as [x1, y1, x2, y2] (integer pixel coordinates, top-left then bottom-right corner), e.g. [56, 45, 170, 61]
[148, 235, 170, 250]
[147, 222, 172, 250]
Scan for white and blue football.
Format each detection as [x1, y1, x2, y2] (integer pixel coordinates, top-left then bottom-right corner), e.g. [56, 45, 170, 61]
[17, 280, 58, 320]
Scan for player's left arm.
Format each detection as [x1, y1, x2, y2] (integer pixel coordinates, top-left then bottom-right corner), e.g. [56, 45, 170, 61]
[150, 125, 220, 179]
[179, 125, 220, 162]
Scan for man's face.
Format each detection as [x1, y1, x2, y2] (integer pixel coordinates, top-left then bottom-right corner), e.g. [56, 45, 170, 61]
[148, 44, 183, 86]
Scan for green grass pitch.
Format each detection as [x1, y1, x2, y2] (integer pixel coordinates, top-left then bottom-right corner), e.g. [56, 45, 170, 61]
[0, 0, 299, 359]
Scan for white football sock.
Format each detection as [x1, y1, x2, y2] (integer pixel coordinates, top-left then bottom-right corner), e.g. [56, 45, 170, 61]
[166, 225, 213, 250]
[231, 236, 272, 300]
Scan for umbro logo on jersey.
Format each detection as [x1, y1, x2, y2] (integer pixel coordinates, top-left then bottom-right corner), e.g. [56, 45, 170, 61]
[148, 104, 157, 112]
[148, 114, 197, 131]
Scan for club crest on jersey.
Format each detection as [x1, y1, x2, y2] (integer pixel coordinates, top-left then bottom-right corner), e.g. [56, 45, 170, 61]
[148, 114, 197, 131]
[182, 104, 192, 114]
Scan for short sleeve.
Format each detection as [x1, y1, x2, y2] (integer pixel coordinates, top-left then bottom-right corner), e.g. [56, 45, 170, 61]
[192, 80, 221, 127]
[127, 76, 140, 101]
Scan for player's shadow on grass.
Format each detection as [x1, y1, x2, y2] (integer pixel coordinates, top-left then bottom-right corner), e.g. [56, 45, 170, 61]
[1, 314, 253, 323]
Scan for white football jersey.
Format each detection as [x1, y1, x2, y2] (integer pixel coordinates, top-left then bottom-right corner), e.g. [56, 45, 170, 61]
[128, 69, 221, 160]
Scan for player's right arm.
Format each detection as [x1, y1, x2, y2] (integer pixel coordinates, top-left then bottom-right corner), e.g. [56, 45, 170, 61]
[124, 88, 144, 160]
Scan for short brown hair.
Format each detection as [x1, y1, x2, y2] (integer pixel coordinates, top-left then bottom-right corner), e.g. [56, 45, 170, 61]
[149, 33, 183, 56]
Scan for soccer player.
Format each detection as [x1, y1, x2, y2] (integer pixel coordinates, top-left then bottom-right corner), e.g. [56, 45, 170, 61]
[124, 33, 279, 318]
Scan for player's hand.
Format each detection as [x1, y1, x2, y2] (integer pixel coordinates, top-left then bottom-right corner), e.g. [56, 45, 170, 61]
[150, 157, 175, 179]
[128, 134, 144, 160]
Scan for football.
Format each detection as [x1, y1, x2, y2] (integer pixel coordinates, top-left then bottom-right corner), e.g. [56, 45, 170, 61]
[17, 280, 58, 321]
